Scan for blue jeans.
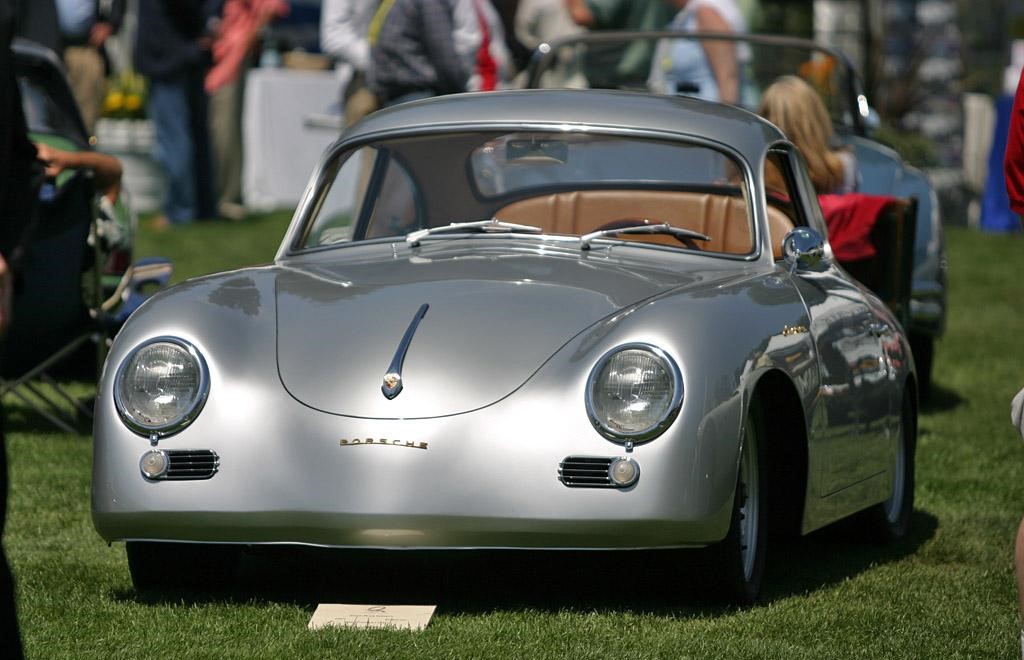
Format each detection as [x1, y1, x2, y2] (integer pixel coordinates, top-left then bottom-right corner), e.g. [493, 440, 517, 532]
[147, 69, 214, 223]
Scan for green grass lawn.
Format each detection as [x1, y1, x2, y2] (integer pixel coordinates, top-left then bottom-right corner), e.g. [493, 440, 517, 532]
[4, 222, 1023, 658]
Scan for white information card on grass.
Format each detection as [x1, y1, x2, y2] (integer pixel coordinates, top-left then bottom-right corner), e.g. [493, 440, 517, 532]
[308, 604, 436, 631]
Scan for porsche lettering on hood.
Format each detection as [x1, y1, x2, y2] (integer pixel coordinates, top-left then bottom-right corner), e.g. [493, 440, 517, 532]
[275, 249, 696, 419]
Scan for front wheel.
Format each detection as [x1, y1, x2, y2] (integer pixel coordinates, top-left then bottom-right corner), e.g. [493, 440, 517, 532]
[126, 541, 241, 594]
[695, 399, 768, 606]
[857, 388, 916, 542]
[909, 334, 934, 401]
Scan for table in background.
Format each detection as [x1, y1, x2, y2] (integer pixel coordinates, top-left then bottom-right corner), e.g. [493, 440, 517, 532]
[242, 67, 347, 212]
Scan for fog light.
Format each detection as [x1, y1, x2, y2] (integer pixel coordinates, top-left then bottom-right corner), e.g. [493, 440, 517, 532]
[608, 457, 639, 487]
[140, 450, 169, 479]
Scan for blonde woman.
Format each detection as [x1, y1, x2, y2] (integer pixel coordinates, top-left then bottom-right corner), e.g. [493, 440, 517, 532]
[758, 75, 858, 194]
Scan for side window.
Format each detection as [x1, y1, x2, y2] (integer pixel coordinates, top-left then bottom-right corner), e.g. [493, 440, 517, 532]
[787, 148, 830, 238]
[762, 147, 829, 260]
[303, 147, 375, 248]
[301, 148, 421, 248]
[763, 149, 800, 260]
[363, 155, 419, 239]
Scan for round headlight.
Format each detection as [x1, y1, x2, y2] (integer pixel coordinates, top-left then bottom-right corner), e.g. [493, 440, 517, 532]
[115, 337, 209, 437]
[586, 344, 682, 443]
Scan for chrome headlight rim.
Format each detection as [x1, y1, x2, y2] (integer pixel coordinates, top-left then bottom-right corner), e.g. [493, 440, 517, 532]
[585, 343, 683, 444]
[114, 336, 210, 438]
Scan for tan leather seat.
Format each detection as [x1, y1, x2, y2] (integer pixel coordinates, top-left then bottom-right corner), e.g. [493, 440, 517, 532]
[495, 189, 756, 255]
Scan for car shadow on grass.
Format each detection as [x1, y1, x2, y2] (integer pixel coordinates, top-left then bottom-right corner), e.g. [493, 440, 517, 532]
[114, 510, 937, 616]
[760, 508, 938, 602]
[921, 382, 964, 414]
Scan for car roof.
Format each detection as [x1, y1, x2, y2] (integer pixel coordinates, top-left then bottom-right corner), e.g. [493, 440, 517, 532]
[343, 89, 787, 163]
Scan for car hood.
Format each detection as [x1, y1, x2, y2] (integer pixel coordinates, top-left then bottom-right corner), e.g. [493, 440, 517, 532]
[276, 242, 721, 418]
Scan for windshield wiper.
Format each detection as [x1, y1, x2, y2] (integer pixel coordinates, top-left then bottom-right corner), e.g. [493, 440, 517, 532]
[579, 222, 711, 251]
[406, 218, 543, 246]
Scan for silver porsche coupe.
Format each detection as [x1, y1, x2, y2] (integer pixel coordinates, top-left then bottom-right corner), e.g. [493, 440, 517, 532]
[92, 89, 917, 605]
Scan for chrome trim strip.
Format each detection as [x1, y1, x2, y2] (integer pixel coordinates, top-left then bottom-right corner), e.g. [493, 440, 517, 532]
[381, 303, 429, 399]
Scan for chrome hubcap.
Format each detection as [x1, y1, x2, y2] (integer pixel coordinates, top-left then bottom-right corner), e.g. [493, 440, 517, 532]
[883, 417, 906, 524]
[738, 422, 760, 580]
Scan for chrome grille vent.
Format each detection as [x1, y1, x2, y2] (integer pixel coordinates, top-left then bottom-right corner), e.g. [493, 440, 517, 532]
[559, 456, 614, 488]
[163, 450, 219, 480]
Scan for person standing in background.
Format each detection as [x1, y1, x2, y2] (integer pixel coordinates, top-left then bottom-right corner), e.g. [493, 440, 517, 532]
[206, 0, 288, 221]
[54, 0, 125, 135]
[489, 0, 530, 74]
[134, 0, 220, 228]
[368, 0, 472, 107]
[1004, 66, 1024, 659]
[1012, 389, 1024, 659]
[647, 0, 746, 104]
[514, 0, 586, 87]
[466, 0, 514, 92]
[564, 0, 671, 89]
[1, 0, 44, 655]
[320, 0, 378, 127]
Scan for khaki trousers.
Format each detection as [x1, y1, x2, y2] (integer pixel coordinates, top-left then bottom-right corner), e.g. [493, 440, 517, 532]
[63, 45, 104, 135]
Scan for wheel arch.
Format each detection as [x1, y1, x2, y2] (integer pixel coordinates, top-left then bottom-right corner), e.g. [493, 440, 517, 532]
[748, 368, 808, 539]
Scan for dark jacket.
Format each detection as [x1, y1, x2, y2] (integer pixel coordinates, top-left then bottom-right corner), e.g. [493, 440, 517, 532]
[1, 1, 40, 269]
[134, 0, 220, 80]
[368, 0, 468, 104]
[14, 0, 59, 53]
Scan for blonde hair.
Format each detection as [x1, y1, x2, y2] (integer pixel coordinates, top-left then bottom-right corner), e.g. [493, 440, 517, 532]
[758, 75, 847, 194]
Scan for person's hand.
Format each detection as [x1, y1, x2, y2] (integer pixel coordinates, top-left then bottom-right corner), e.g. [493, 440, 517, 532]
[565, 0, 596, 27]
[88, 21, 114, 48]
[35, 142, 68, 178]
[0, 254, 12, 339]
[1013, 387, 1024, 439]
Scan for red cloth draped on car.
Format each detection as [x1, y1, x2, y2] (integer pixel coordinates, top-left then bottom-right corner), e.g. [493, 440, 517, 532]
[818, 193, 898, 262]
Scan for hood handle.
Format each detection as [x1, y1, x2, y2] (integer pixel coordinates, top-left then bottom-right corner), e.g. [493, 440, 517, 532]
[381, 303, 430, 400]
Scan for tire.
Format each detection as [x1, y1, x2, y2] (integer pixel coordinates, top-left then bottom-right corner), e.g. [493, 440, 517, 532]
[697, 400, 768, 606]
[857, 388, 916, 542]
[126, 541, 241, 594]
[909, 333, 934, 401]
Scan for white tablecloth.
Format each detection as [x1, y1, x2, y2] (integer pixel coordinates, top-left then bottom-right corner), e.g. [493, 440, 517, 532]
[242, 67, 347, 211]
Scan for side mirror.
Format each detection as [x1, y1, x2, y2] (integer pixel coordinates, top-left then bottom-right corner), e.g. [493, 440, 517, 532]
[783, 227, 827, 274]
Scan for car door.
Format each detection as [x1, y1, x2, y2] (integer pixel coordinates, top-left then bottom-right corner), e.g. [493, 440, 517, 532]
[765, 146, 890, 496]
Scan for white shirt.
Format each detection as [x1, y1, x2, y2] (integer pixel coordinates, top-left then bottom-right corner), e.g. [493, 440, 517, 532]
[319, 0, 378, 73]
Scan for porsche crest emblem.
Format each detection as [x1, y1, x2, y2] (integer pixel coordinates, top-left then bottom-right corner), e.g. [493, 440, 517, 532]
[382, 372, 402, 398]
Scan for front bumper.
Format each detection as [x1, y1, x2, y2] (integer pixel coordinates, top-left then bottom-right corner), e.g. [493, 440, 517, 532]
[92, 381, 740, 550]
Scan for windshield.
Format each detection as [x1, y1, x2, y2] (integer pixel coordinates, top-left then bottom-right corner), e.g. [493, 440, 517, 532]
[525, 33, 862, 135]
[300, 129, 755, 256]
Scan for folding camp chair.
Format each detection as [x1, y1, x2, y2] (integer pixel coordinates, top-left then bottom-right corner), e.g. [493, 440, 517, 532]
[0, 170, 172, 433]
[2, 38, 173, 432]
